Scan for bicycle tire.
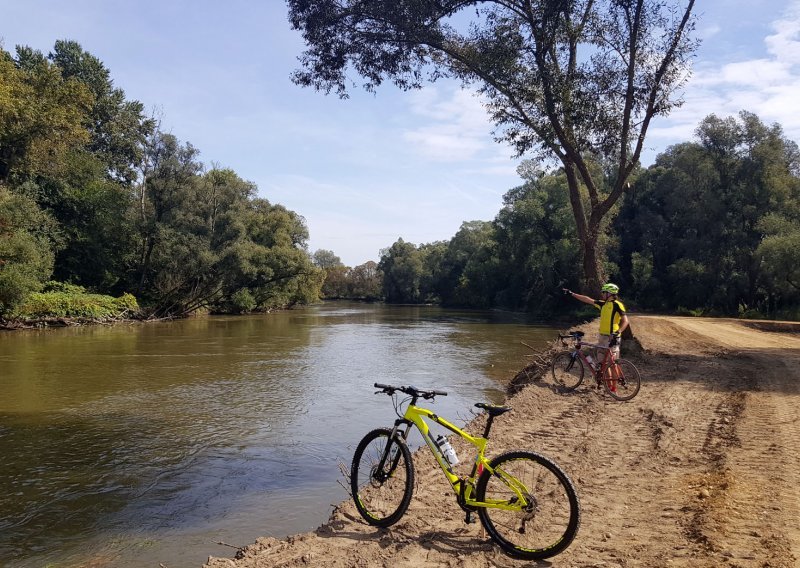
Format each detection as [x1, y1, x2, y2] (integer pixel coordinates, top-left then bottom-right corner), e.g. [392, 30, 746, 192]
[603, 358, 641, 401]
[550, 351, 585, 391]
[476, 450, 580, 560]
[350, 428, 414, 527]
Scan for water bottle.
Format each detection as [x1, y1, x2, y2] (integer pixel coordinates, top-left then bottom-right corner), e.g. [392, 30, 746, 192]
[436, 435, 459, 466]
[585, 353, 594, 367]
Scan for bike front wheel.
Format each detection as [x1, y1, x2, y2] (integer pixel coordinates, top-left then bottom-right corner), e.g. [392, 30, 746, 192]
[476, 451, 580, 560]
[350, 428, 414, 527]
[551, 351, 585, 391]
[604, 358, 641, 401]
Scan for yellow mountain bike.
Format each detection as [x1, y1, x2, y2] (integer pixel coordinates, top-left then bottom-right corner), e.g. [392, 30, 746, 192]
[350, 383, 580, 560]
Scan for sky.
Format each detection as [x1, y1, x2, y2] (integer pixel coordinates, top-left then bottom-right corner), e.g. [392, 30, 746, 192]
[2, 0, 800, 267]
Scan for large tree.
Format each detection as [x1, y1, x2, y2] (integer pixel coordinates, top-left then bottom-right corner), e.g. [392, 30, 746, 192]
[288, 0, 698, 290]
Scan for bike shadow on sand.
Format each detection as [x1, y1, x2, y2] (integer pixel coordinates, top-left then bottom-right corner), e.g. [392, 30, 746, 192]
[316, 519, 556, 566]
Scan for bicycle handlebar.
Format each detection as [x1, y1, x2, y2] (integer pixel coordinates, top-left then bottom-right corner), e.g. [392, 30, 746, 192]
[558, 331, 585, 340]
[374, 382, 448, 399]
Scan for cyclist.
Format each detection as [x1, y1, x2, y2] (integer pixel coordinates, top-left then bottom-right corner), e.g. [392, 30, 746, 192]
[562, 283, 629, 356]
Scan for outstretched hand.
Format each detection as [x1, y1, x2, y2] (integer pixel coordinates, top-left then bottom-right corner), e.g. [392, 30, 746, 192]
[562, 288, 573, 296]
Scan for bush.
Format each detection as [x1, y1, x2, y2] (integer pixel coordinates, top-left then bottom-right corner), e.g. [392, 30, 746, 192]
[675, 306, 705, 317]
[12, 283, 139, 319]
[230, 288, 256, 313]
[737, 304, 764, 320]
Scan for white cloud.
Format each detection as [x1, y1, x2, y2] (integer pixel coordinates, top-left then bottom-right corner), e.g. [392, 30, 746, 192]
[648, 0, 800, 159]
[695, 59, 793, 87]
[402, 85, 512, 162]
[765, 1, 800, 63]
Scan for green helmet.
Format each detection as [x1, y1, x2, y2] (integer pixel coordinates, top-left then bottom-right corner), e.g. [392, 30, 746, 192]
[601, 282, 620, 294]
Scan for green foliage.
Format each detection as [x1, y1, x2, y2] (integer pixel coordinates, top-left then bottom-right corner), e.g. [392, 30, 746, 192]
[1, 40, 323, 319]
[347, 261, 382, 300]
[373, 113, 800, 319]
[756, 214, 800, 303]
[378, 239, 427, 303]
[312, 249, 343, 270]
[320, 264, 349, 298]
[0, 47, 93, 183]
[436, 221, 498, 308]
[492, 169, 582, 313]
[130, 138, 323, 317]
[48, 40, 155, 183]
[14, 282, 138, 319]
[312, 249, 352, 299]
[675, 306, 706, 317]
[0, 187, 57, 315]
[616, 111, 800, 316]
[228, 288, 256, 313]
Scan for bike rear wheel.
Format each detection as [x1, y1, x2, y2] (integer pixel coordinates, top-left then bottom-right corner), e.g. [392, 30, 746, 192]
[550, 351, 585, 391]
[603, 359, 641, 401]
[350, 428, 414, 527]
[476, 451, 580, 560]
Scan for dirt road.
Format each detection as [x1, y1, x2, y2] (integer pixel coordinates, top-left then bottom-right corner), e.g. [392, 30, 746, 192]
[205, 315, 800, 568]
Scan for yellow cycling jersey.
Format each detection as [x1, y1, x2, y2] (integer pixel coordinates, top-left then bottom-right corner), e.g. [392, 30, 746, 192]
[594, 299, 626, 335]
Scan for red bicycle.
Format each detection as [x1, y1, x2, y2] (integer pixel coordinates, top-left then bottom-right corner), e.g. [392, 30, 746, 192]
[550, 331, 641, 401]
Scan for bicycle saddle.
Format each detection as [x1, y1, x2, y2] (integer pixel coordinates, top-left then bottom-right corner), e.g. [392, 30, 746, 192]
[475, 403, 512, 417]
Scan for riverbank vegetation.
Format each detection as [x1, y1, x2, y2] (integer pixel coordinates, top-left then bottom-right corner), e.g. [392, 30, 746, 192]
[0, 41, 323, 323]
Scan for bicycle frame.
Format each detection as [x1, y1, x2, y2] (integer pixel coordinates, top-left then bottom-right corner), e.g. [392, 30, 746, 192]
[568, 336, 620, 382]
[388, 403, 530, 512]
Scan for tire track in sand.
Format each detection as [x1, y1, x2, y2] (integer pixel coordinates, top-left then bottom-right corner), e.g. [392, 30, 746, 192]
[659, 317, 800, 567]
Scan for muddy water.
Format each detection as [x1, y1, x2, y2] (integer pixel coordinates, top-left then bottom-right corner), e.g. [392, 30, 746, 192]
[0, 302, 559, 567]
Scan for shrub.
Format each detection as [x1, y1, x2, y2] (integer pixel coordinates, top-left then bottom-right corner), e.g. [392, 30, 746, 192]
[12, 283, 139, 319]
[230, 289, 256, 313]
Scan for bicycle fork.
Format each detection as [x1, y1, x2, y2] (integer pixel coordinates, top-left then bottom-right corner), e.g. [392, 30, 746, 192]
[373, 421, 412, 482]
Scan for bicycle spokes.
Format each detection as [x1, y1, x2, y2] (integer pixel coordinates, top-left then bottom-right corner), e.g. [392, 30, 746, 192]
[477, 452, 579, 560]
[351, 429, 415, 527]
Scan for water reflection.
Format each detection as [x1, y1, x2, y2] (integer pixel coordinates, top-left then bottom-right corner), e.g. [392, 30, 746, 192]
[0, 302, 557, 567]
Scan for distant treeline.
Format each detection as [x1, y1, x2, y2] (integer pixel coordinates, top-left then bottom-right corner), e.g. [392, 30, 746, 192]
[318, 111, 800, 320]
[1, 41, 323, 320]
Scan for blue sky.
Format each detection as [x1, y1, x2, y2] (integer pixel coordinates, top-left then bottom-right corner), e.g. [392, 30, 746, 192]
[2, 1, 799, 267]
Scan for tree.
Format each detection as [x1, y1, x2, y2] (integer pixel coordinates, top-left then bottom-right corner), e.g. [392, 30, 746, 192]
[133, 131, 203, 300]
[0, 47, 92, 184]
[288, 0, 698, 291]
[757, 214, 800, 311]
[0, 186, 58, 315]
[348, 260, 383, 300]
[312, 249, 343, 269]
[45, 151, 136, 290]
[493, 166, 582, 312]
[437, 221, 498, 307]
[379, 238, 425, 303]
[47, 40, 155, 183]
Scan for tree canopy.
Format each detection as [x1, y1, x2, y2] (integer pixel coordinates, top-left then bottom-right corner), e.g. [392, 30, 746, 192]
[0, 40, 323, 319]
[289, 0, 699, 290]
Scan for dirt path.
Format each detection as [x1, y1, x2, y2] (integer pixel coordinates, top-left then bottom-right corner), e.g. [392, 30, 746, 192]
[205, 315, 800, 568]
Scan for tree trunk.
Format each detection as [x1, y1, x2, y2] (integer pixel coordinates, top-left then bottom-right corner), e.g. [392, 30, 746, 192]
[564, 162, 604, 294]
[581, 231, 603, 294]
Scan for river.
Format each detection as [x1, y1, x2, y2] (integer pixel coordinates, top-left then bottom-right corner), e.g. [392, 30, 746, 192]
[0, 302, 560, 567]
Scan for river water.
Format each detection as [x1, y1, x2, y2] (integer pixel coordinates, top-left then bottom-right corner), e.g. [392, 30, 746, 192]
[0, 302, 559, 567]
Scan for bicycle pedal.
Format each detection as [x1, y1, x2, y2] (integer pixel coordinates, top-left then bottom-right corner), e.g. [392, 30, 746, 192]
[465, 511, 476, 524]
